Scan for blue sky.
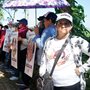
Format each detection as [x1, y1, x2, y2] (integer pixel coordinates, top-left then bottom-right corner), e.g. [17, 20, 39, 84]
[76, 0, 90, 29]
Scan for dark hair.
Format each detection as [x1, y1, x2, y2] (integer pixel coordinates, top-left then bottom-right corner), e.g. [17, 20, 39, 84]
[45, 17, 56, 24]
[0, 24, 3, 28]
[38, 20, 45, 37]
[4, 25, 9, 29]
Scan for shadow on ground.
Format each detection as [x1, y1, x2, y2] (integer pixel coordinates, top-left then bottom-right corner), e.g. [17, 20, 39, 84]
[0, 69, 19, 90]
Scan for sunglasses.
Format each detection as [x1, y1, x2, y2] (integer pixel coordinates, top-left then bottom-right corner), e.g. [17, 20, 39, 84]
[56, 20, 72, 27]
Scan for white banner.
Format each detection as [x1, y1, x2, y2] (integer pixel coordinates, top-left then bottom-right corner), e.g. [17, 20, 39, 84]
[24, 41, 36, 77]
[11, 31, 18, 69]
[3, 29, 12, 52]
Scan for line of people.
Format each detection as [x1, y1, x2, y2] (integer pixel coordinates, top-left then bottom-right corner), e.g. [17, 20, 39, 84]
[0, 11, 90, 90]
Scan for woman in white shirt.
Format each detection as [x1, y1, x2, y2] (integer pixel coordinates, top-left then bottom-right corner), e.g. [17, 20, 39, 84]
[39, 13, 90, 90]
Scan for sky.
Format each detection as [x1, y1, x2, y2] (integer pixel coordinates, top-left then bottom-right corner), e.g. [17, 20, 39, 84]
[1, 0, 90, 29]
[76, 0, 90, 29]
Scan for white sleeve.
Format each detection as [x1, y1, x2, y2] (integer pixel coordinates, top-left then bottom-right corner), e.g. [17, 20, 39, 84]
[22, 30, 35, 46]
[39, 39, 50, 77]
[79, 37, 90, 73]
[81, 37, 90, 56]
[39, 52, 47, 77]
[39, 38, 52, 76]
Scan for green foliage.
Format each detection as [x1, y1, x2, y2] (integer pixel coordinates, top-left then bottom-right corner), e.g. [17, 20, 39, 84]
[0, 9, 3, 19]
[0, 0, 4, 3]
[0, 0, 5, 20]
[67, 0, 90, 76]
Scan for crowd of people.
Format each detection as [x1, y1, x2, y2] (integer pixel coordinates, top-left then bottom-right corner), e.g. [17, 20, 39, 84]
[0, 12, 90, 90]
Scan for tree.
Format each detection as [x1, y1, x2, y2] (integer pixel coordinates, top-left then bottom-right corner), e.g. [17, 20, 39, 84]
[55, 0, 90, 42]
[0, 0, 16, 21]
[0, 0, 5, 19]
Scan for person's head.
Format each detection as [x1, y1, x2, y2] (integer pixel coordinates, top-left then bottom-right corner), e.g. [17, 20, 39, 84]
[56, 13, 73, 39]
[40, 12, 57, 28]
[17, 18, 28, 28]
[3, 25, 9, 30]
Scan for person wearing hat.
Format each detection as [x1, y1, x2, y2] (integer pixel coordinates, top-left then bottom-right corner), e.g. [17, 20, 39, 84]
[34, 15, 45, 66]
[39, 12, 90, 90]
[33, 12, 57, 48]
[17, 18, 31, 88]
[9, 18, 31, 89]
[33, 12, 57, 66]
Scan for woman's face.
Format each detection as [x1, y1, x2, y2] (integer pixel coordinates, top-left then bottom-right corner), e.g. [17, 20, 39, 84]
[18, 23, 23, 29]
[44, 18, 51, 28]
[56, 19, 72, 37]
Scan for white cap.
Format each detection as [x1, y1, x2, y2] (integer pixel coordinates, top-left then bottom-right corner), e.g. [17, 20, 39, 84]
[56, 13, 73, 23]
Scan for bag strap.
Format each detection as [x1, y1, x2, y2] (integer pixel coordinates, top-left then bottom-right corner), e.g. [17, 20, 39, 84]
[50, 35, 70, 76]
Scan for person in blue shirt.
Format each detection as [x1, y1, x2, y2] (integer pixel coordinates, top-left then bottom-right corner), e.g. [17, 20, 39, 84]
[33, 12, 57, 49]
[32, 12, 57, 66]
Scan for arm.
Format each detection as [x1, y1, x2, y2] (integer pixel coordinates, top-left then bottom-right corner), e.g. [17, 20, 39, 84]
[75, 38, 90, 75]
[39, 42, 48, 76]
[39, 38, 52, 76]
[79, 38, 90, 73]
[39, 52, 47, 77]
[33, 26, 56, 49]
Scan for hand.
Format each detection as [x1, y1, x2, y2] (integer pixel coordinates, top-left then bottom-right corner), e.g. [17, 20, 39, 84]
[75, 67, 81, 76]
[18, 37, 22, 41]
[34, 25, 39, 35]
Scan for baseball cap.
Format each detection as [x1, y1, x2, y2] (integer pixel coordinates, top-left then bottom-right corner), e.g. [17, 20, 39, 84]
[43, 12, 57, 21]
[38, 12, 57, 21]
[56, 13, 73, 23]
[38, 16, 44, 21]
[17, 18, 28, 25]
